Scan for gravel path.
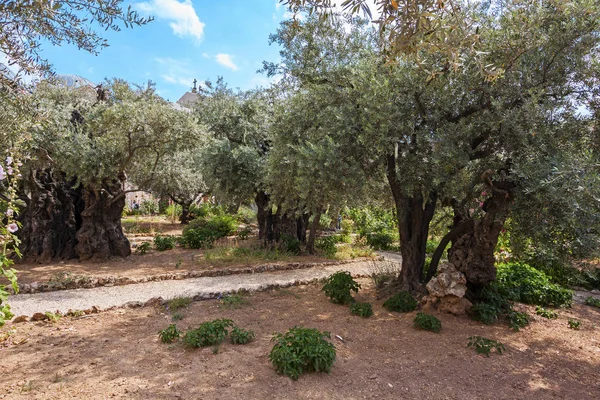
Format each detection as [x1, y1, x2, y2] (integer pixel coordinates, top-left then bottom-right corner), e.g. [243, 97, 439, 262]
[9, 259, 390, 316]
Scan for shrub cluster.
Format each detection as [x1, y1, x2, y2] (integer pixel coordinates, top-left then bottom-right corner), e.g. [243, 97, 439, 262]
[383, 291, 418, 313]
[350, 302, 373, 318]
[269, 326, 336, 380]
[413, 312, 441, 333]
[154, 235, 175, 251]
[322, 271, 360, 304]
[467, 336, 505, 357]
[180, 214, 237, 249]
[316, 236, 337, 257]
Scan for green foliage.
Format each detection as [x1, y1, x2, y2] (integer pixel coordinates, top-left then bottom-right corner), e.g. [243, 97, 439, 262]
[135, 242, 151, 255]
[346, 207, 396, 238]
[167, 297, 191, 310]
[183, 319, 234, 348]
[279, 234, 301, 255]
[535, 306, 558, 319]
[140, 199, 158, 215]
[44, 311, 61, 322]
[316, 236, 337, 257]
[180, 214, 237, 249]
[237, 226, 252, 240]
[236, 206, 256, 224]
[426, 240, 440, 254]
[321, 271, 360, 304]
[532, 261, 600, 291]
[584, 297, 600, 308]
[467, 336, 506, 357]
[269, 326, 336, 380]
[365, 232, 395, 251]
[496, 263, 573, 307]
[220, 293, 248, 309]
[350, 302, 373, 318]
[508, 310, 530, 331]
[383, 291, 417, 313]
[158, 324, 181, 343]
[164, 203, 182, 218]
[153, 235, 175, 251]
[413, 313, 441, 333]
[568, 319, 581, 330]
[229, 326, 255, 345]
[171, 312, 184, 322]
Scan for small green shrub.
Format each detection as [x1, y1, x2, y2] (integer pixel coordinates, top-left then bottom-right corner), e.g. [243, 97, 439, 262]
[508, 310, 530, 331]
[467, 336, 505, 357]
[535, 306, 558, 319]
[136, 241, 151, 255]
[154, 235, 175, 251]
[165, 203, 182, 217]
[159, 324, 181, 343]
[44, 311, 61, 322]
[413, 312, 442, 333]
[496, 262, 573, 307]
[383, 291, 418, 313]
[366, 232, 394, 250]
[229, 326, 255, 344]
[180, 214, 237, 249]
[237, 226, 252, 240]
[322, 271, 360, 304]
[269, 326, 336, 380]
[426, 240, 440, 254]
[584, 296, 600, 308]
[171, 312, 184, 321]
[280, 234, 301, 255]
[183, 319, 234, 348]
[350, 302, 373, 318]
[221, 293, 248, 309]
[168, 296, 192, 310]
[568, 319, 581, 330]
[316, 236, 337, 258]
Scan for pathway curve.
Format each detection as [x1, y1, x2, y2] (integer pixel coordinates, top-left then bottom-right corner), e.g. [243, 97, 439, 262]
[9, 258, 392, 317]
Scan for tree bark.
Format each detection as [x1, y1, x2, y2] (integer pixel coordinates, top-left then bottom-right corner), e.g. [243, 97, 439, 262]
[75, 179, 131, 261]
[17, 170, 82, 263]
[306, 210, 322, 254]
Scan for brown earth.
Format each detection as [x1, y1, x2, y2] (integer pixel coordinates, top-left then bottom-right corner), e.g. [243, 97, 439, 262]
[1, 279, 599, 400]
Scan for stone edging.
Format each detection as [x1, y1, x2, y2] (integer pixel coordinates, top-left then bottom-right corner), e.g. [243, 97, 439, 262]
[15, 257, 380, 295]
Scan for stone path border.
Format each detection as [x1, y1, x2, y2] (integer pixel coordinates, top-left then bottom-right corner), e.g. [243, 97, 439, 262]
[15, 258, 380, 294]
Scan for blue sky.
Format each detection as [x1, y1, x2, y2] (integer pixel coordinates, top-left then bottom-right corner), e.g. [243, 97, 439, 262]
[39, 1, 294, 101]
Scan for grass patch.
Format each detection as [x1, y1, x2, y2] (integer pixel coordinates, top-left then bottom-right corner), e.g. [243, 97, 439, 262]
[168, 297, 192, 310]
[220, 293, 249, 309]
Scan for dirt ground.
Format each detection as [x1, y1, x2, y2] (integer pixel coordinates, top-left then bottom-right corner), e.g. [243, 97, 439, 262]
[1, 279, 598, 400]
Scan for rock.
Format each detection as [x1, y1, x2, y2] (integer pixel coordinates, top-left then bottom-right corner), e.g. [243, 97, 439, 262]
[144, 297, 164, 307]
[437, 296, 472, 316]
[31, 312, 49, 321]
[12, 315, 29, 323]
[123, 301, 144, 308]
[91, 306, 100, 314]
[425, 263, 471, 315]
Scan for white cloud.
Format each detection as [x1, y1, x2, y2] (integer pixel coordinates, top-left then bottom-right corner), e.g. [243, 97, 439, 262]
[135, 0, 205, 41]
[154, 57, 196, 88]
[215, 54, 239, 71]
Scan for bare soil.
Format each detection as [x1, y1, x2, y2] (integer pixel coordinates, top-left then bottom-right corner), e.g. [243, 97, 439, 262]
[1, 279, 598, 400]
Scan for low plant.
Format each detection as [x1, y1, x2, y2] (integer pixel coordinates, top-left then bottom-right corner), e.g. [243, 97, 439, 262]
[229, 326, 255, 344]
[350, 302, 373, 318]
[568, 318, 581, 330]
[180, 214, 237, 249]
[322, 271, 360, 304]
[383, 291, 418, 313]
[136, 241, 151, 255]
[508, 310, 529, 331]
[413, 312, 441, 333]
[183, 319, 234, 348]
[44, 311, 61, 322]
[535, 306, 558, 319]
[168, 296, 192, 310]
[467, 336, 506, 357]
[158, 324, 181, 343]
[316, 236, 337, 258]
[279, 234, 301, 255]
[221, 293, 248, 309]
[154, 235, 175, 251]
[584, 296, 600, 308]
[269, 326, 336, 380]
[171, 312, 184, 322]
[366, 232, 395, 250]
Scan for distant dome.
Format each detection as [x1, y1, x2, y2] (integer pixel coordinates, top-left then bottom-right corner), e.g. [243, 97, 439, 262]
[54, 74, 95, 88]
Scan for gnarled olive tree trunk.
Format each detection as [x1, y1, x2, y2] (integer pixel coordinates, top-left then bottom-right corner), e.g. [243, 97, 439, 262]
[75, 178, 131, 261]
[255, 190, 309, 246]
[17, 169, 82, 263]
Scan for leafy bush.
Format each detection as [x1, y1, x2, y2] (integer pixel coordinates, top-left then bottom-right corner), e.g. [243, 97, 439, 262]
[269, 326, 336, 380]
[426, 240, 440, 254]
[235, 206, 256, 224]
[346, 207, 396, 237]
[279, 234, 301, 255]
[568, 318, 581, 330]
[316, 236, 337, 258]
[350, 302, 373, 318]
[585, 296, 600, 308]
[183, 319, 234, 348]
[413, 312, 441, 333]
[220, 293, 248, 309]
[229, 326, 255, 344]
[158, 324, 181, 343]
[496, 262, 573, 307]
[135, 241, 151, 255]
[140, 199, 159, 215]
[180, 214, 237, 249]
[383, 291, 418, 313]
[366, 232, 394, 250]
[164, 203, 182, 218]
[508, 310, 530, 331]
[467, 336, 505, 357]
[154, 235, 175, 251]
[535, 306, 558, 319]
[322, 271, 360, 304]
